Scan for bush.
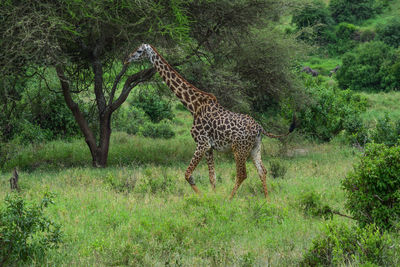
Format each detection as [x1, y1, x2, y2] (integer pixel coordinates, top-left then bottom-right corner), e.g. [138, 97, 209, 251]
[329, 0, 377, 24]
[343, 143, 400, 230]
[0, 76, 81, 143]
[343, 114, 370, 146]
[359, 28, 376, 42]
[328, 22, 359, 54]
[337, 41, 399, 91]
[298, 191, 333, 219]
[297, 81, 366, 141]
[377, 17, 400, 48]
[292, 0, 333, 45]
[269, 160, 287, 179]
[371, 114, 400, 147]
[301, 223, 395, 266]
[112, 106, 149, 135]
[140, 120, 175, 139]
[130, 87, 174, 123]
[292, 0, 332, 29]
[0, 193, 62, 265]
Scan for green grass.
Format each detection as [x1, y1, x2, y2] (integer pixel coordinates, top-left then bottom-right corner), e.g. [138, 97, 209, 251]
[0, 142, 358, 266]
[301, 56, 341, 77]
[359, 91, 400, 124]
[2, 93, 400, 265]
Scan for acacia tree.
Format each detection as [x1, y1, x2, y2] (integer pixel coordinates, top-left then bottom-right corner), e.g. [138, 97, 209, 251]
[0, 0, 299, 167]
[0, 0, 190, 167]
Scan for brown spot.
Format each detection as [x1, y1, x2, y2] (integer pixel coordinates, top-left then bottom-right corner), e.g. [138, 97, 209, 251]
[183, 92, 190, 102]
[171, 72, 176, 79]
[172, 80, 179, 88]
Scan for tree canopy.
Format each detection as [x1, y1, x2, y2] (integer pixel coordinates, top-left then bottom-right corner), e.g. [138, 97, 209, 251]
[0, 0, 301, 167]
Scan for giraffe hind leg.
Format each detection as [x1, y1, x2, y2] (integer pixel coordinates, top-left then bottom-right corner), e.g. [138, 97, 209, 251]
[251, 137, 268, 198]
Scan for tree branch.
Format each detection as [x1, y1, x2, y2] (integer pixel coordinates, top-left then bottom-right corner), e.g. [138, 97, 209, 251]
[55, 65, 97, 150]
[110, 67, 156, 111]
[92, 58, 106, 115]
[108, 63, 129, 106]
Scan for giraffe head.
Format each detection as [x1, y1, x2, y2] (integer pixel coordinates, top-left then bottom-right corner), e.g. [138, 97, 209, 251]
[124, 44, 156, 65]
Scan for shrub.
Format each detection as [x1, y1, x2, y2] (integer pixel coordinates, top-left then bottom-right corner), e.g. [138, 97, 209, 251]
[337, 41, 398, 91]
[329, 0, 377, 24]
[359, 28, 376, 42]
[269, 160, 287, 179]
[343, 113, 370, 146]
[292, 0, 333, 45]
[292, 0, 332, 29]
[0, 193, 62, 265]
[301, 223, 395, 266]
[298, 191, 333, 219]
[371, 113, 400, 147]
[298, 81, 366, 141]
[343, 143, 400, 230]
[112, 106, 149, 135]
[130, 87, 174, 123]
[329, 22, 359, 54]
[377, 17, 400, 48]
[140, 120, 175, 139]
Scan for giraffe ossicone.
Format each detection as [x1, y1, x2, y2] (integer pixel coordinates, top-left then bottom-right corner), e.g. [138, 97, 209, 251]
[125, 44, 295, 198]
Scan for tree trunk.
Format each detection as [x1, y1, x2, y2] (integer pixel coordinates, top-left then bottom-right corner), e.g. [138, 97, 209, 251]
[56, 64, 155, 168]
[92, 110, 112, 168]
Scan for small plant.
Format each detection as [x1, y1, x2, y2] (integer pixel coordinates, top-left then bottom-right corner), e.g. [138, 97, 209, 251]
[130, 87, 174, 123]
[371, 113, 400, 147]
[343, 143, 400, 230]
[299, 191, 333, 219]
[269, 159, 287, 179]
[140, 120, 175, 139]
[0, 193, 62, 265]
[301, 223, 395, 266]
[104, 172, 137, 193]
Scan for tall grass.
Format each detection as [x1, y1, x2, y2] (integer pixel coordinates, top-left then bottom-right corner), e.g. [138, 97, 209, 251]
[0, 142, 359, 266]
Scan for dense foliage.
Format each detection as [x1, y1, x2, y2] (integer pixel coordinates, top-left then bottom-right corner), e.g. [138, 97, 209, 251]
[377, 17, 400, 48]
[297, 79, 366, 141]
[337, 41, 400, 91]
[0, 193, 62, 265]
[0, 0, 302, 166]
[130, 87, 174, 123]
[329, 0, 377, 24]
[292, 0, 334, 45]
[343, 143, 400, 230]
[302, 223, 394, 266]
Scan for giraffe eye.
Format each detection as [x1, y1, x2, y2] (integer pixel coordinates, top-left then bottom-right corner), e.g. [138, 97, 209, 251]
[137, 49, 142, 53]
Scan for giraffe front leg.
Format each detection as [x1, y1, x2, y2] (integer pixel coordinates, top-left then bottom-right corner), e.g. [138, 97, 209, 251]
[185, 144, 208, 194]
[205, 150, 216, 191]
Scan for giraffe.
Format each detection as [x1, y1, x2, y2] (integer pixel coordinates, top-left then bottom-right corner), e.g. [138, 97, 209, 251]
[125, 44, 295, 198]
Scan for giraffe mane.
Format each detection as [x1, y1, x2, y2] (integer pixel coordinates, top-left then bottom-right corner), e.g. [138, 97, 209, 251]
[148, 44, 217, 102]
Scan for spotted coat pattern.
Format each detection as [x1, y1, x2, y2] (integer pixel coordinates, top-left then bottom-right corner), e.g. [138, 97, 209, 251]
[125, 44, 294, 198]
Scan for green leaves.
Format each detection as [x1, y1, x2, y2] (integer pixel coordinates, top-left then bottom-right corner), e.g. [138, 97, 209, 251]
[0, 193, 62, 265]
[343, 143, 400, 230]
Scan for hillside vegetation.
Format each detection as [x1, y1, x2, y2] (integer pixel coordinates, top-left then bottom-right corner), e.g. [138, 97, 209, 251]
[1, 0, 400, 266]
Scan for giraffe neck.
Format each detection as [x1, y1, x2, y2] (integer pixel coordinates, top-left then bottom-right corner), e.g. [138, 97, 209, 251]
[142, 44, 216, 114]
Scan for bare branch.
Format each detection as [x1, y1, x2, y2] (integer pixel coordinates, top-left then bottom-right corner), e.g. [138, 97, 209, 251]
[111, 67, 156, 111]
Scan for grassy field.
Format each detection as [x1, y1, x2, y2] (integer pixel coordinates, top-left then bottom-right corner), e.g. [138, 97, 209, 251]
[0, 113, 357, 266]
[1, 91, 399, 266]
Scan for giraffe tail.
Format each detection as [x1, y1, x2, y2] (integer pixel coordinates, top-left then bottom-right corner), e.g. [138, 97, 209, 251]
[262, 113, 297, 138]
